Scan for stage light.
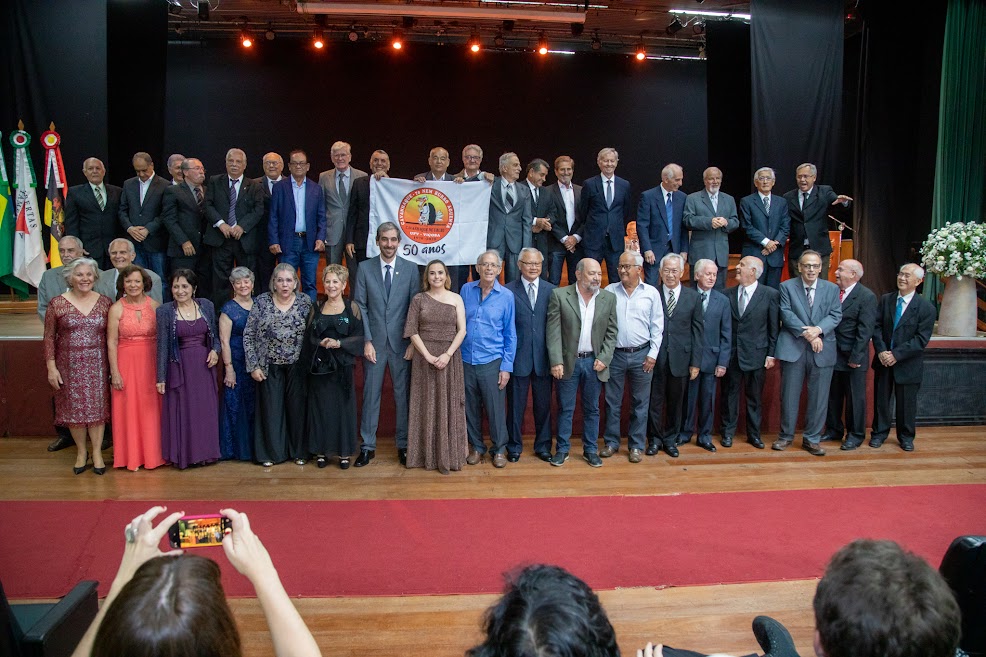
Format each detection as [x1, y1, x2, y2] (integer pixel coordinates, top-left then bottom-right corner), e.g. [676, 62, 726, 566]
[265, 26, 276, 41]
[537, 33, 548, 55]
[666, 18, 683, 36]
[391, 29, 403, 49]
[313, 27, 324, 48]
[468, 31, 481, 52]
[348, 25, 359, 41]
[240, 31, 253, 48]
[590, 31, 601, 50]
[635, 42, 646, 60]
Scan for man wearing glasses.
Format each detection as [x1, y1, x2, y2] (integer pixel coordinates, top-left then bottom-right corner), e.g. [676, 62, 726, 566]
[268, 150, 326, 303]
[739, 167, 790, 289]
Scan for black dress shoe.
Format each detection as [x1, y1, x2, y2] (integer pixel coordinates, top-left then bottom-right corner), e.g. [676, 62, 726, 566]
[398, 448, 408, 465]
[677, 436, 692, 446]
[869, 437, 886, 448]
[536, 452, 551, 462]
[752, 615, 799, 657]
[507, 453, 520, 462]
[840, 439, 860, 451]
[354, 450, 375, 467]
[819, 433, 841, 443]
[663, 442, 679, 458]
[747, 437, 765, 449]
[721, 435, 733, 448]
[645, 441, 660, 456]
[899, 440, 914, 452]
[48, 435, 74, 452]
[697, 440, 717, 453]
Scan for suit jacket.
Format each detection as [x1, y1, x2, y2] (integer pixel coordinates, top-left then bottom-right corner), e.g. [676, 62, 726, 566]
[353, 256, 419, 354]
[64, 183, 123, 260]
[118, 175, 170, 252]
[506, 277, 555, 378]
[543, 181, 583, 253]
[637, 186, 688, 259]
[576, 174, 632, 253]
[658, 285, 704, 377]
[728, 283, 780, 372]
[783, 184, 838, 259]
[682, 190, 739, 266]
[345, 174, 372, 253]
[834, 283, 878, 370]
[269, 178, 326, 253]
[871, 292, 936, 384]
[160, 182, 205, 257]
[776, 278, 842, 367]
[546, 285, 618, 382]
[319, 167, 367, 247]
[203, 175, 264, 251]
[94, 267, 164, 303]
[739, 193, 790, 267]
[253, 175, 282, 252]
[37, 266, 69, 321]
[488, 178, 533, 254]
[527, 182, 562, 255]
[697, 289, 732, 373]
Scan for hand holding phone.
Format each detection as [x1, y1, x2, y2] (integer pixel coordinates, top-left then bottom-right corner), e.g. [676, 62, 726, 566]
[168, 514, 232, 549]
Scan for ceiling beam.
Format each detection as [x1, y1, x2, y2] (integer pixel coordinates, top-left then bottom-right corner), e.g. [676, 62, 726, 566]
[296, 2, 586, 24]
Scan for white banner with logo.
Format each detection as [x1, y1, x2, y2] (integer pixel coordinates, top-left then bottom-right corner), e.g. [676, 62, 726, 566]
[367, 177, 490, 266]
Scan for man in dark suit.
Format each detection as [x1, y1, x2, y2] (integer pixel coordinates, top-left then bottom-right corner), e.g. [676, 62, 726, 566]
[543, 155, 582, 285]
[203, 147, 264, 308]
[345, 150, 390, 289]
[160, 157, 208, 288]
[319, 141, 367, 266]
[166, 154, 185, 185]
[576, 148, 632, 284]
[774, 250, 842, 456]
[505, 248, 556, 462]
[680, 259, 731, 452]
[740, 167, 790, 289]
[269, 149, 326, 303]
[546, 258, 618, 467]
[488, 152, 533, 283]
[118, 152, 170, 283]
[637, 163, 688, 287]
[252, 152, 284, 290]
[870, 263, 936, 452]
[64, 157, 123, 270]
[720, 256, 779, 449]
[783, 163, 853, 280]
[524, 159, 561, 275]
[825, 259, 877, 450]
[647, 254, 703, 457]
[683, 166, 739, 291]
[353, 222, 420, 467]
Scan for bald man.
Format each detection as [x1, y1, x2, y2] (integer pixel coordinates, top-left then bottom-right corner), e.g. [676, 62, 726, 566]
[64, 157, 123, 269]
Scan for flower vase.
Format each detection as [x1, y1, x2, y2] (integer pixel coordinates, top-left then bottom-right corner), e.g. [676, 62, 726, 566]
[936, 275, 977, 337]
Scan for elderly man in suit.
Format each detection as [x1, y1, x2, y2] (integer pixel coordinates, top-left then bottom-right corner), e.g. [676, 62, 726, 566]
[601, 250, 663, 463]
[524, 159, 561, 273]
[487, 152, 533, 283]
[64, 157, 123, 270]
[740, 167, 790, 289]
[720, 256, 779, 449]
[680, 259, 731, 452]
[166, 154, 185, 185]
[204, 147, 263, 308]
[505, 248, 556, 462]
[161, 158, 208, 287]
[783, 163, 853, 280]
[637, 163, 688, 287]
[269, 150, 327, 302]
[415, 146, 472, 290]
[824, 259, 877, 450]
[683, 167, 739, 291]
[94, 238, 163, 303]
[774, 250, 843, 456]
[547, 258, 618, 467]
[345, 150, 391, 289]
[576, 148, 632, 284]
[118, 152, 170, 282]
[353, 221, 419, 467]
[646, 253, 703, 457]
[542, 156, 582, 285]
[318, 141, 367, 266]
[253, 152, 284, 292]
[870, 263, 936, 452]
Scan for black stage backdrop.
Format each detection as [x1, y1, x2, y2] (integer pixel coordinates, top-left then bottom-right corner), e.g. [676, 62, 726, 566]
[163, 41, 708, 197]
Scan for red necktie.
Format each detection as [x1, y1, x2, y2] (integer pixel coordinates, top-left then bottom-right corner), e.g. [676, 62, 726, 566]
[839, 289, 845, 303]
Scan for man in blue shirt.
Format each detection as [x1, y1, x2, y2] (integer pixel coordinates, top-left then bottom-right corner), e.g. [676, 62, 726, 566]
[461, 250, 517, 468]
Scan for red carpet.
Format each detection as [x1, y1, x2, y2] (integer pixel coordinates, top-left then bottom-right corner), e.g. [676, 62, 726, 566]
[1, 484, 983, 599]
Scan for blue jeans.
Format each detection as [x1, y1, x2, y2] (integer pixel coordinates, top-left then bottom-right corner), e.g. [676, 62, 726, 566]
[283, 235, 321, 303]
[555, 355, 601, 455]
[134, 246, 168, 299]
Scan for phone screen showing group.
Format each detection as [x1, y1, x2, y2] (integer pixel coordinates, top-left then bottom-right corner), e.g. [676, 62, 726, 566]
[169, 514, 232, 549]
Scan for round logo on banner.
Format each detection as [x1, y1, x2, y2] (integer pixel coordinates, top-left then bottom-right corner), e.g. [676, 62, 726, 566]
[397, 187, 454, 244]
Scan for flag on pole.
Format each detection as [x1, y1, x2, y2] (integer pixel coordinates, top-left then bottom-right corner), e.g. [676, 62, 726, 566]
[10, 123, 45, 289]
[0, 131, 28, 297]
[41, 124, 67, 268]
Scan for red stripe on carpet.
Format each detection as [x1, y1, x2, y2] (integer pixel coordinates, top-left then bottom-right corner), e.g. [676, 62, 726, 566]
[1, 485, 983, 599]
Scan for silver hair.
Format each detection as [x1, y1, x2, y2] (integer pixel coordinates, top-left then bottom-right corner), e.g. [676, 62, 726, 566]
[498, 152, 517, 170]
[597, 147, 619, 160]
[796, 163, 817, 176]
[59, 235, 84, 251]
[659, 253, 685, 272]
[225, 147, 246, 161]
[694, 258, 717, 276]
[229, 266, 255, 284]
[753, 167, 776, 182]
[902, 263, 925, 280]
[622, 250, 644, 267]
[519, 247, 542, 261]
[477, 249, 502, 267]
[331, 141, 352, 154]
[269, 263, 298, 294]
[109, 238, 136, 256]
[463, 144, 483, 158]
[661, 163, 682, 180]
[166, 153, 186, 168]
[844, 260, 864, 278]
[747, 257, 764, 278]
[61, 257, 100, 285]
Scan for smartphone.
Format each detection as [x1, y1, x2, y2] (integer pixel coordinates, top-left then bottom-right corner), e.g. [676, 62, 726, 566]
[168, 514, 232, 549]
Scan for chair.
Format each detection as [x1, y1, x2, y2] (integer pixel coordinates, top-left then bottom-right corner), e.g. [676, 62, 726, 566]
[1, 579, 98, 657]
[940, 536, 986, 657]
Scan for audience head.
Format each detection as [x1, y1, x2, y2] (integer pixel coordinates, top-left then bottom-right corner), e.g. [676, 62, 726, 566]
[62, 257, 100, 288]
[693, 259, 717, 290]
[428, 147, 450, 177]
[58, 236, 84, 265]
[575, 258, 602, 294]
[83, 158, 106, 186]
[796, 163, 818, 192]
[167, 154, 186, 182]
[813, 539, 960, 657]
[554, 156, 575, 185]
[617, 251, 643, 287]
[526, 159, 549, 187]
[703, 167, 722, 194]
[499, 153, 521, 183]
[331, 141, 353, 171]
[116, 264, 153, 298]
[108, 238, 138, 270]
[422, 260, 451, 292]
[834, 259, 863, 291]
[736, 256, 764, 285]
[467, 564, 619, 657]
[661, 164, 683, 191]
[229, 266, 255, 299]
[262, 152, 284, 180]
[92, 554, 242, 657]
[181, 158, 206, 186]
[596, 148, 618, 177]
[170, 268, 198, 302]
[897, 263, 925, 295]
[132, 152, 154, 182]
[659, 254, 685, 288]
[270, 263, 298, 296]
[797, 250, 823, 284]
[369, 150, 391, 175]
[754, 167, 776, 194]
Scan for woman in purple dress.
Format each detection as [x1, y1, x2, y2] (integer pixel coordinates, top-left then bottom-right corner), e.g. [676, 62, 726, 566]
[155, 268, 221, 469]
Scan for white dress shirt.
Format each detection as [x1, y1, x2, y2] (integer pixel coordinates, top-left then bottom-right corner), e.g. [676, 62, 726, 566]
[577, 288, 599, 353]
[606, 281, 664, 359]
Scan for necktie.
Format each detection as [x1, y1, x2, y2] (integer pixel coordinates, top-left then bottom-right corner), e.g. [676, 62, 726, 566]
[762, 195, 770, 214]
[533, 186, 539, 206]
[338, 173, 348, 206]
[384, 264, 392, 298]
[839, 288, 845, 303]
[194, 186, 204, 207]
[666, 289, 676, 318]
[710, 194, 717, 213]
[605, 179, 613, 208]
[893, 297, 904, 328]
[665, 192, 674, 238]
[505, 184, 514, 211]
[227, 179, 238, 226]
[802, 191, 809, 210]
[94, 186, 105, 210]
[528, 282, 536, 307]
[738, 287, 748, 317]
[701, 291, 708, 312]
[806, 287, 814, 309]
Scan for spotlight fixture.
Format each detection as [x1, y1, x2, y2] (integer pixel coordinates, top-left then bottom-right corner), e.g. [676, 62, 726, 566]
[537, 33, 548, 55]
[391, 28, 403, 49]
[666, 17, 683, 36]
[313, 27, 324, 48]
[265, 24, 276, 41]
[493, 31, 505, 46]
[468, 30, 481, 52]
[692, 21, 705, 35]
[590, 31, 601, 50]
[240, 30, 253, 48]
[348, 25, 359, 41]
[635, 41, 646, 60]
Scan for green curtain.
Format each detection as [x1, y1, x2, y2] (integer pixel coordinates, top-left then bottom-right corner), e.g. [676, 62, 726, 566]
[925, 0, 986, 304]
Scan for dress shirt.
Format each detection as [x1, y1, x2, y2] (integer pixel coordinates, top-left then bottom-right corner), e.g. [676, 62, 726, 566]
[90, 182, 106, 203]
[336, 168, 351, 195]
[291, 178, 307, 233]
[558, 182, 578, 239]
[758, 192, 773, 246]
[380, 255, 397, 279]
[577, 287, 600, 353]
[265, 175, 282, 195]
[526, 181, 541, 225]
[460, 280, 517, 371]
[216, 176, 243, 227]
[139, 174, 155, 205]
[662, 284, 682, 305]
[840, 282, 857, 301]
[502, 181, 515, 208]
[709, 191, 718, 212]
[699, 287, 711, 312]
[896, 290, 915, 315]
[521, 276, 540, 307]
[606, 281, 663, 359]
[803, 280, 817, 308]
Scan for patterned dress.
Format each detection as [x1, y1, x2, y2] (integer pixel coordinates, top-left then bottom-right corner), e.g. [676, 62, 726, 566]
[219, 299, 255, 461]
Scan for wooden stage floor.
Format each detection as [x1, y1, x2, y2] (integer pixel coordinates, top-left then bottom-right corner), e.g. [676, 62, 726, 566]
[2, 427, 984, 657]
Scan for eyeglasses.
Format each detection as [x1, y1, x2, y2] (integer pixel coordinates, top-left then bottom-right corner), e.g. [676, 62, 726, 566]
[464, 155, 481, 161]
[801, 263, 822, 270]
[519, 260, 542, 267]
[661, 268, 681, 274]
[289, 161, 308, 167]
[478, 262, 499, 269]
[617, 264, 636, 270]
[756, 176, 774, 182]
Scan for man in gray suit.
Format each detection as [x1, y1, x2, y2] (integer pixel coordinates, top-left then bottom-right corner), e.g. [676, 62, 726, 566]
[318, 141, 367, 266]
[353, 222, 418, 467]
[94, 238, 164, 303]
[683, 167, 739, 291]
[488, 152, 533, 283]
[773, 249, 842, 456]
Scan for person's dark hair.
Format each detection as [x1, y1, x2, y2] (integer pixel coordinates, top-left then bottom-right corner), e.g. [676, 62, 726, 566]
[169, 268, 197, 290]
[92, 554, 242, 657]
[116, 264, 153, 297]
[814, 539, 960, 657]
[421, 259, 451, 292]
[467, 564, 620, 657]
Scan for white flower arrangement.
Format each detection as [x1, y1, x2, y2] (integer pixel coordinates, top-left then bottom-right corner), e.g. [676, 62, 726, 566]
[920, 222, 986, 279]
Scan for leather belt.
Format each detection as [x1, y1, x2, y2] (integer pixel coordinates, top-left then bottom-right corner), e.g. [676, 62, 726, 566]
[295, 232, 306, 237]
[616, 343, 649, 354]
[577, 351, 595, 359]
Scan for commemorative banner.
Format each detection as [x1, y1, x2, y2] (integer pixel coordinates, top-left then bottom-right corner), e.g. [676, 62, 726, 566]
[367, 177, 491, 266]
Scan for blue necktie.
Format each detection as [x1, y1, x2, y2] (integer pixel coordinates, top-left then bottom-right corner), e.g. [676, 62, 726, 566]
[893, 297, 904, 328]
[665, 192, 673, 240]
